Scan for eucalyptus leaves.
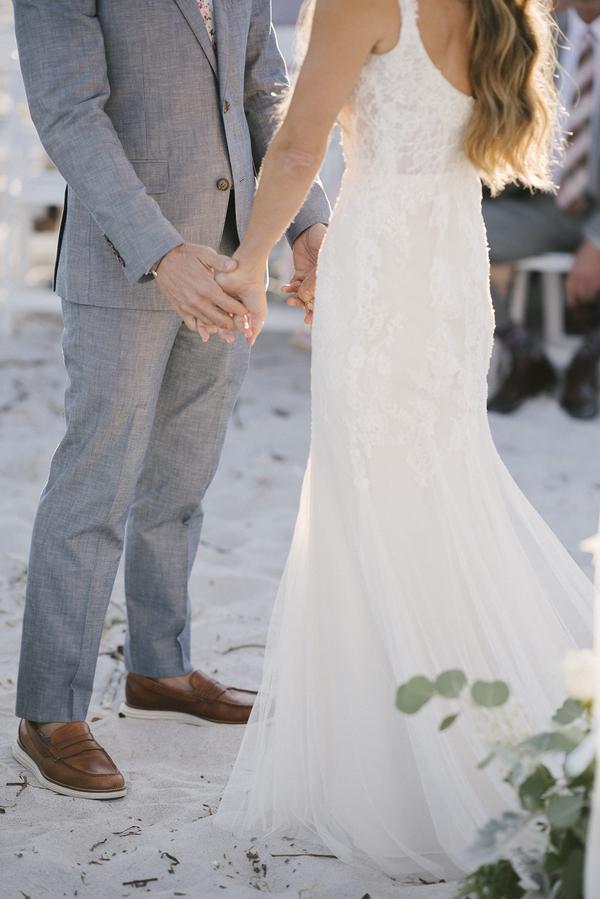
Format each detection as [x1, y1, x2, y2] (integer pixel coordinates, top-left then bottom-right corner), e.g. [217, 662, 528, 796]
[396, 669, 509, 722]
[396, 656, 596, 899]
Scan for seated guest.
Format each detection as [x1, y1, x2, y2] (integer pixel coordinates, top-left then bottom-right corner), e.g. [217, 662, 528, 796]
[485, 0, 600, 419]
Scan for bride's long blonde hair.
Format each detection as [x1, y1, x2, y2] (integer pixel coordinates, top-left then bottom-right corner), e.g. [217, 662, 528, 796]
[297, 0, 561, 194]
[465, 0, 560, 193]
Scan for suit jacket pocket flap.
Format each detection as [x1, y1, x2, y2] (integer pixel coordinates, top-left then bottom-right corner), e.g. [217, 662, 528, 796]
[130, 159, 170, 195]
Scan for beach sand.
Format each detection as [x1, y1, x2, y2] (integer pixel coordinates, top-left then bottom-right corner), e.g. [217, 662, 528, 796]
[0, 310, 598, 899]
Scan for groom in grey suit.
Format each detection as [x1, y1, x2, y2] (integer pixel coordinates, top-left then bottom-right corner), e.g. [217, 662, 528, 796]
[11, 0, 329, 799]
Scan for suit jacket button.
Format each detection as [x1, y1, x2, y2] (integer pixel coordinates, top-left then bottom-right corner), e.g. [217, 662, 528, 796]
[216, 178, 231, 191]
[223, 99, 231, 113]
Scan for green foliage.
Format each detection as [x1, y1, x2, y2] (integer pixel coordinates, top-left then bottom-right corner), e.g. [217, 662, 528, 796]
[518, 765, 555, 812]
[518, 731, 584, 755]
[395, 668, 594, 899]
[395, 670, 509, 716]
[545, 828, 586, 899]
[566, 760, 595, 794]
[439, 713, 459, 731]
[553, 699, 586, 726]
[557, 847, 584, 899]
[546, 794, 585, 831]
[456, 858, 526, 899]
[435, 669, 468, 698]
[465, 810, 535, 863]
[395, 676, 435, 714]
[471, 679, 510, 708]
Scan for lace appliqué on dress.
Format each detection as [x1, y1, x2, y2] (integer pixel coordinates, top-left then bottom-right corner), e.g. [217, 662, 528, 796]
[311, 0, 493, 490]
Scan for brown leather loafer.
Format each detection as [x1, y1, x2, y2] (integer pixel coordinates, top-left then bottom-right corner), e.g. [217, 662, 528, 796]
[12, 719, 127, 799]
[119, 670, 256, 726]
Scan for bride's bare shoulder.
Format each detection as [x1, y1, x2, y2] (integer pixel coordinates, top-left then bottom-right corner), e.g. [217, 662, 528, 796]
[417, 0, 472, 51]
[312, 0, 401, 54]
[416, 0, 473, 96]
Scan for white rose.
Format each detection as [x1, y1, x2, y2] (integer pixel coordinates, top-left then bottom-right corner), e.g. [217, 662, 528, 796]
[560, 649, 599, 703]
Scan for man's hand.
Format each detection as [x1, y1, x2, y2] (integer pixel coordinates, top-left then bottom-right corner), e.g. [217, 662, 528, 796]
[566, 241, 600, 307]
[282, 223, 328, 325]
[156, 243, 248, 343]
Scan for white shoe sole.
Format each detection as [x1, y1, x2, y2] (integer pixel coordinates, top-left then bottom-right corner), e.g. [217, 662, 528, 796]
[11, 741, 127, 800]
[118, 701, 246, 726]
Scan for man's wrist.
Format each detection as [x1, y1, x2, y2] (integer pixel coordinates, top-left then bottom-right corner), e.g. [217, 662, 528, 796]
[145, 243, 184, 279]
[294, 222, 328, 241]
[147, 253, 166, 278]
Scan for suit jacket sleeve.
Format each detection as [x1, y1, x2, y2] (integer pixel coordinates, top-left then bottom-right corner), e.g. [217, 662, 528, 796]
[13, 0, 184, 286]
[243, 0, 331, 245]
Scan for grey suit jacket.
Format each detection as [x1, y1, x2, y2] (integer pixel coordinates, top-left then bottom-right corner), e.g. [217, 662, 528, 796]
[13, 0, 331, 310]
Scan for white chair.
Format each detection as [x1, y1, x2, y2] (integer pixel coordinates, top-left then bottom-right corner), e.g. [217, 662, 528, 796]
[508, 252, 574, 345]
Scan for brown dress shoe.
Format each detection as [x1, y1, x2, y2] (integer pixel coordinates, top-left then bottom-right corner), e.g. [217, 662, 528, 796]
[12, 720, 126, 799]
[119, 670, 256, 726]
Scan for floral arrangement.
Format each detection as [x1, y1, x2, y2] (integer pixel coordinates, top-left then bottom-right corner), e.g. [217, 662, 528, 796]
[396, 650, 598, 899]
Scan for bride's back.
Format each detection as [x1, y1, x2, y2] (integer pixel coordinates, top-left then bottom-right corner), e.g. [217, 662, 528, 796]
[414, 0, 473, 100]
[339, 0, 475, 183]
[340, 0, 557, 194]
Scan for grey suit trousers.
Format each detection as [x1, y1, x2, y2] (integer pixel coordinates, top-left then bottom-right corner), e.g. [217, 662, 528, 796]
[15, 210, 248, 722]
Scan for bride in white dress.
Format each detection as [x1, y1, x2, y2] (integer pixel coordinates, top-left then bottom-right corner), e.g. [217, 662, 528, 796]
[213, 0, 594, 879]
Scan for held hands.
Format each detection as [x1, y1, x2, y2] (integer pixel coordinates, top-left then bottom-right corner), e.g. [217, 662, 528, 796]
[156, 225, 327, 348]
[155, 243, 249, 344]
[215, 224, 328, 347]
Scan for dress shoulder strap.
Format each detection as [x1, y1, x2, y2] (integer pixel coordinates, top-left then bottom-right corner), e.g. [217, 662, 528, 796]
[398, 0, 419, 25]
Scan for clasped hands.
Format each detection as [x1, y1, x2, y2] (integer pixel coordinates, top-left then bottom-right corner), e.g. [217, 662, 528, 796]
[155, 224, 327, 347]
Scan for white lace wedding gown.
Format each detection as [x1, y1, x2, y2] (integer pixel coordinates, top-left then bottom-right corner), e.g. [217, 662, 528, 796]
[214, 0, 594, 879]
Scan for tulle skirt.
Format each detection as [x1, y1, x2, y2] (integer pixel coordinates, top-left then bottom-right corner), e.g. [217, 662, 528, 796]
[214, 410, 593, 879]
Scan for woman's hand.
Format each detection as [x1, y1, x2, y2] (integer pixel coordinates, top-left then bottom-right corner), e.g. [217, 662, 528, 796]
[215, 255, 268, 346]
[281, 224, 327, 326]
[282, 276, 315, 326]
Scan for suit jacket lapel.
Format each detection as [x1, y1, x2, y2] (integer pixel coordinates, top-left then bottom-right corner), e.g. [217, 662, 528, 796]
[214, 0, 231, 100]
[173, 0, 218, 77]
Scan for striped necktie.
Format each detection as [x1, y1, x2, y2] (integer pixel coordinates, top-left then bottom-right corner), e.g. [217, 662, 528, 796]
[558, 27, 596, 216]
[197, 0, 216, 49]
